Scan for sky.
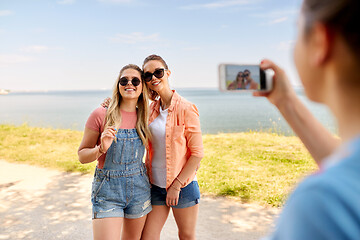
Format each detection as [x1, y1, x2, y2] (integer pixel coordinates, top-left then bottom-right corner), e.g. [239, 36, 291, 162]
[0, 0, 303, 91]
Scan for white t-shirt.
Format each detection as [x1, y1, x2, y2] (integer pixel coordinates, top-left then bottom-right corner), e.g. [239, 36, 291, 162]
[149, 106, 168, 188]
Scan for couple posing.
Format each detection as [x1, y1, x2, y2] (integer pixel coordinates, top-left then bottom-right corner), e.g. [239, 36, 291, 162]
[78, 55, 204, 240]
[227, 69, 258, 90]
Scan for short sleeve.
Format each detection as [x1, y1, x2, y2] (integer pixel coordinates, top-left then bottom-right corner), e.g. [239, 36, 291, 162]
[85, 107, 106, 133]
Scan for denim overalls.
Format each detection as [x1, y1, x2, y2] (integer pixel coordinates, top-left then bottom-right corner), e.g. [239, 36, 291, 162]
[91, 128, 152, 219]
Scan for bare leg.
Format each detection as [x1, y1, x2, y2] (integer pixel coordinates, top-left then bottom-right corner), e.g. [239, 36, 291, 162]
[93, 217, 123, 240]
[141, 205, 170, 240]
[122, 215, 147, 240]
[172, 204, 199, 240]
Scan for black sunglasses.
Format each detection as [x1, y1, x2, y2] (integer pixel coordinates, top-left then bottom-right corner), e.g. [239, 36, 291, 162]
[119, 77, 141, 87]
[143, 68, 167, 82]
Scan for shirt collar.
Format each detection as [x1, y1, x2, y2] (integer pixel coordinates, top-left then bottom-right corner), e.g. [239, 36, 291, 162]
[153, 90, 180, 113]
[168, 90, 180, 112]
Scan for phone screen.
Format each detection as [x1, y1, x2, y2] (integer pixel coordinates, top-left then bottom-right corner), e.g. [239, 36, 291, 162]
[219, 64, 265, 91]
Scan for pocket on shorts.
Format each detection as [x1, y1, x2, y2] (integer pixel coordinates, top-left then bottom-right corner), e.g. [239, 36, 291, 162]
[143, 175, 151, 188]
[91, 175, 107, 203]
[135, 171, 151, 191]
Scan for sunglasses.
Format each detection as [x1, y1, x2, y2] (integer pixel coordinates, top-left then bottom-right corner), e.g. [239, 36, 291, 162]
[143, 68, 167, 82]
[119, 77, 141, 87]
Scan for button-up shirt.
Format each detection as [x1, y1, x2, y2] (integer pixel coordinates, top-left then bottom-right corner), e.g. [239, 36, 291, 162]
[146, 91, 204, 189]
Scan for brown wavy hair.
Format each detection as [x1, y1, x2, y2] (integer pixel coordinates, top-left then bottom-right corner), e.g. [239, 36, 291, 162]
[104, 64, 151, 146]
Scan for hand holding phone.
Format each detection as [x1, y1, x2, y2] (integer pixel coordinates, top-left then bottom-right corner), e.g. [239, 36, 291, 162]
[253, 59, 297, 108]
[219, 63, 274, 92]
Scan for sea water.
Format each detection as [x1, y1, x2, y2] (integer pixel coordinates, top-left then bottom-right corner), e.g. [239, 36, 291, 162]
[0, 89, 336, 135]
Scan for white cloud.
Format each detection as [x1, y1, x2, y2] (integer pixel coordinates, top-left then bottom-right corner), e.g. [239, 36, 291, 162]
[57, 0, 75, 4]
[97, 0, 133, 3]
[20, 45, 50, 53]
[0, 54, 34, 67]
[0, 10, 13, 16]
[19, 45, 63, 53]
[269, 17, 288, 25]
[253, 9, 298, 25]
[276, 41, 294, 51]
[182, 47, 200, 51]
[253, 9, 298, 19]
[109, 32, 160, 44]
[180, 0, 254, 10]
[29, 28, 46, 33]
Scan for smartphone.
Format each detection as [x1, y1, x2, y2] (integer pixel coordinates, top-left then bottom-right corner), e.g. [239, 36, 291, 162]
[218, 63, 273, 92]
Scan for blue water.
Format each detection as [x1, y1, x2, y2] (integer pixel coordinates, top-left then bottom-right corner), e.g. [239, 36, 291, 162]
[0, 89, 337, 135]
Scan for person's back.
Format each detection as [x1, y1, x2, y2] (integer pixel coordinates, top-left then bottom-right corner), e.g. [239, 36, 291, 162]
[254, 0, 360, 238]
[271, 137, 360, 239]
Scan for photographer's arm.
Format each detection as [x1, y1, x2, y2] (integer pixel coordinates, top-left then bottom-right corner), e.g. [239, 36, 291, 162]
[254, 59, 340, 166]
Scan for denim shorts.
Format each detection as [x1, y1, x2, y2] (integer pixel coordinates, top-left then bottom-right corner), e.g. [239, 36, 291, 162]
[151, 181, 200, 209]
[91, 167, 152, 219]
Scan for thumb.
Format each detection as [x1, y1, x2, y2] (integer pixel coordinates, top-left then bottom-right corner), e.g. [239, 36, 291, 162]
[253, 91, 270, 98]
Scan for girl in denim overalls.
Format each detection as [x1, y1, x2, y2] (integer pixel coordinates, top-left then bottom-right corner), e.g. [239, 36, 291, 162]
[78, 64, 152, 240]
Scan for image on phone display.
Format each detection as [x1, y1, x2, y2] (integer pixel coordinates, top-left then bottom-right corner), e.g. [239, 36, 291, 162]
[219, 64, 272, 92]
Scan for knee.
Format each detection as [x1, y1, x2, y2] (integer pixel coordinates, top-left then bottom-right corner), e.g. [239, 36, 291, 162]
[141, 230, 160, 240]
[178, 231, 195, 240]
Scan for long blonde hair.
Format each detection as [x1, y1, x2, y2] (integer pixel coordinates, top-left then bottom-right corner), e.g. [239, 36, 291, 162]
[104, 64, 151, 146]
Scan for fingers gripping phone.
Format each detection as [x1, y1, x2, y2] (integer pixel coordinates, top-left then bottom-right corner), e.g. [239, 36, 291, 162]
[219, 63, 273, 92]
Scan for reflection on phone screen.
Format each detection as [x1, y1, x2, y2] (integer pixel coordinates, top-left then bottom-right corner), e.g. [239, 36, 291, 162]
[224, 65, 260, 91]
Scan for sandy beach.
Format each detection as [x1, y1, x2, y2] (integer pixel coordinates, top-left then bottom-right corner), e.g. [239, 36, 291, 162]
[0, 159, 280, 240]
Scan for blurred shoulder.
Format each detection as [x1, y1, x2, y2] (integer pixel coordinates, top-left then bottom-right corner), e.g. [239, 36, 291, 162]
[91, 106, 107, 117]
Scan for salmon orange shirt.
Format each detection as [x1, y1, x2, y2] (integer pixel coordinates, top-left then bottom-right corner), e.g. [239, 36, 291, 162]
[146, 91, 204, 189]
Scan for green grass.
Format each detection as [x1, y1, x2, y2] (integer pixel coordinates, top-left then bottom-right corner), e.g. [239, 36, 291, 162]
[198, 132, 317, 206]
[0, 124, 317, 206]
[0, 124, 96, 173]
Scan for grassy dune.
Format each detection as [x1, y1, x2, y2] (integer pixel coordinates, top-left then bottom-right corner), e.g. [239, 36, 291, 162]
[0, 124, 317, 206]
[197, 132, 317, 206]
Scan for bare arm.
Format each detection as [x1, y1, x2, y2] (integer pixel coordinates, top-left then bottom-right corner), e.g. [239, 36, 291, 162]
[276, 93, 340, 164]
[78, 128, 102, 164]
[78, 126, 116, 164]
[170, 156, 202, 188]
[254, 59, 340, 165]
[166, 155, 202, 207]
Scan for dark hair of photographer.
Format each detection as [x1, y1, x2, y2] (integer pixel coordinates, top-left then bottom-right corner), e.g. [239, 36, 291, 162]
[303, 0, 360, 63]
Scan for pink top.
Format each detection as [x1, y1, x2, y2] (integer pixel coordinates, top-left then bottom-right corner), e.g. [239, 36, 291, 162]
[85, 106, 137, 169]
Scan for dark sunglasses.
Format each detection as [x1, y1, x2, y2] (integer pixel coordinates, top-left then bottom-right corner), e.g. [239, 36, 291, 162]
[119, 77, 141, 87]
[143, 68, 167, 82]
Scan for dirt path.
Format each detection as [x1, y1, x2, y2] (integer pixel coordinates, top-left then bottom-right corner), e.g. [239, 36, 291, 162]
[0, 160, 280, 239]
